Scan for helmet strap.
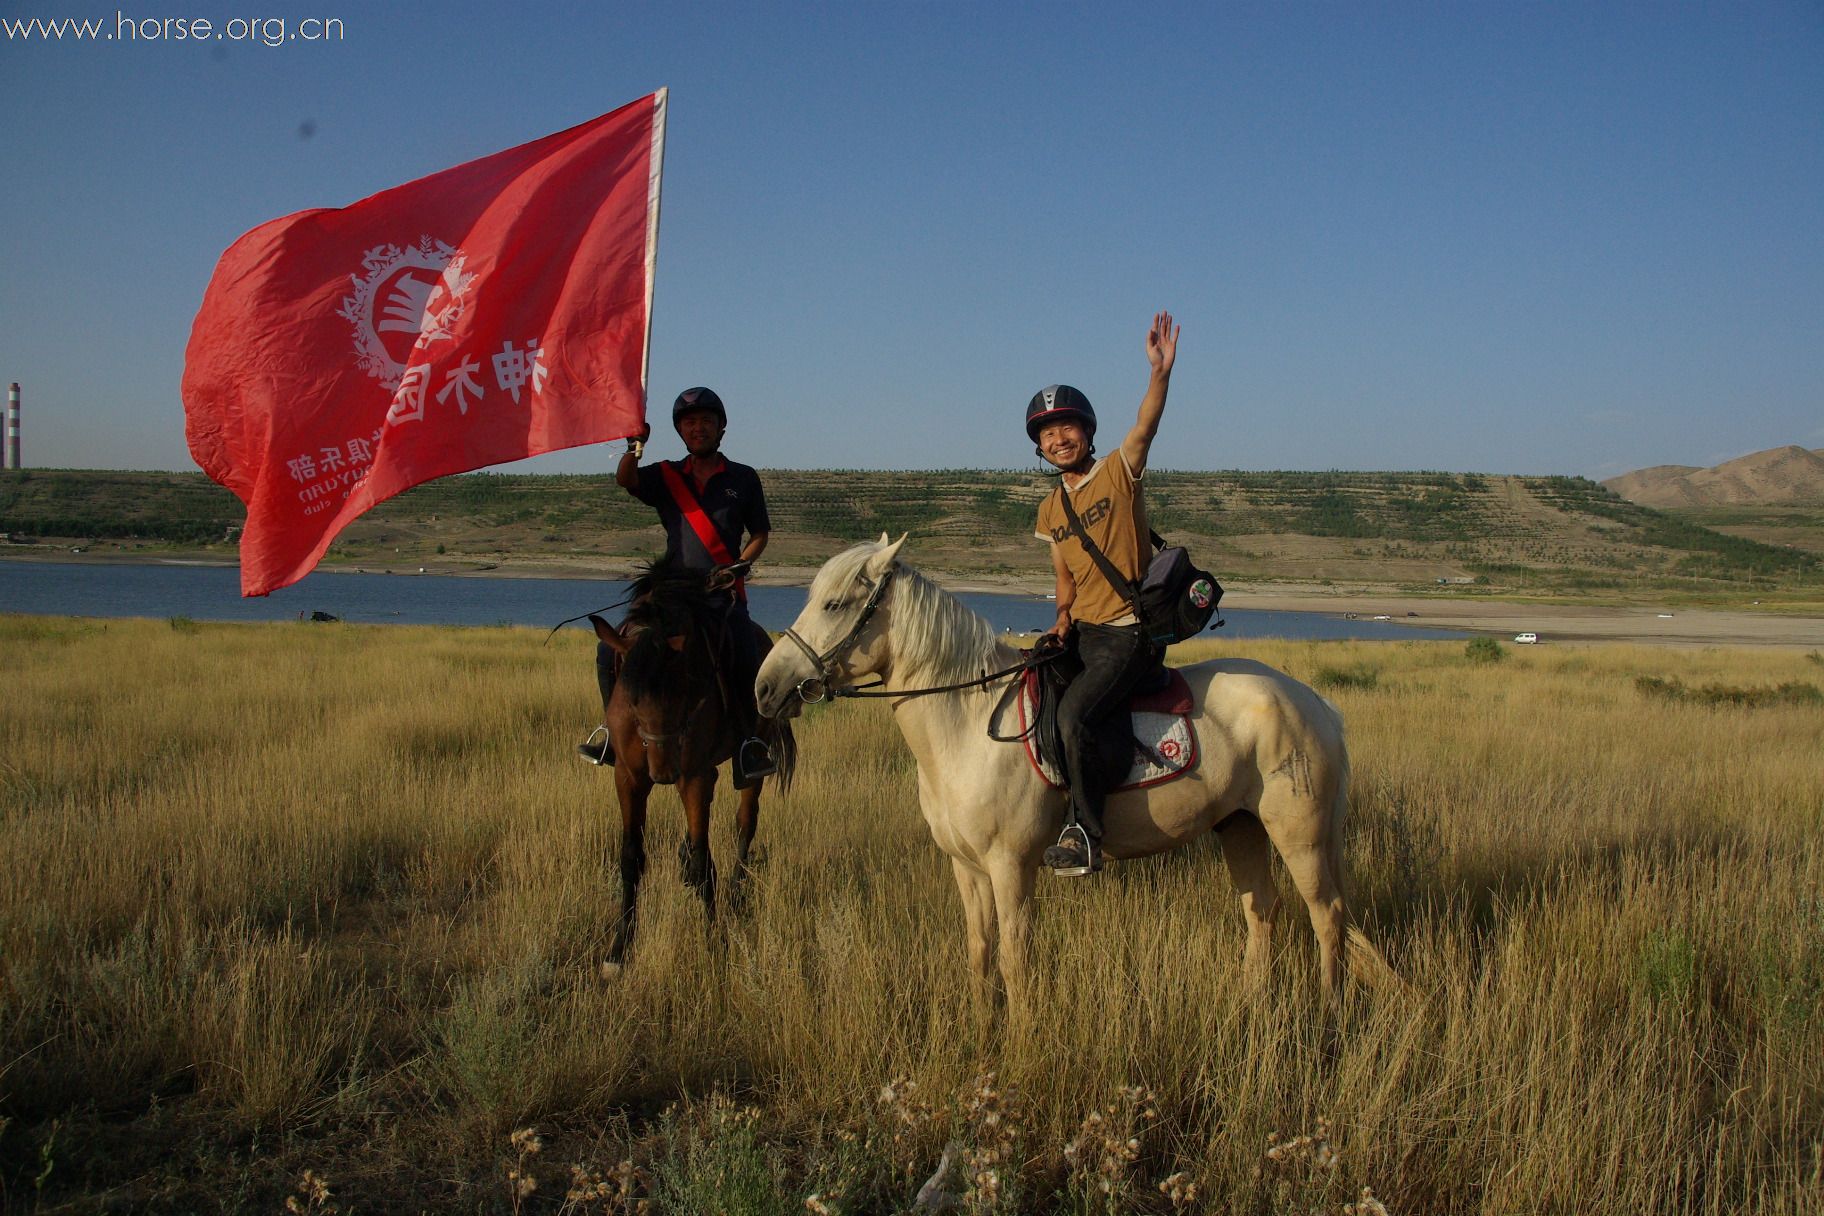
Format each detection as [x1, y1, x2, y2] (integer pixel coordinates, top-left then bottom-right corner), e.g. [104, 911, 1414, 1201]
[1036, 444, 1094, 476]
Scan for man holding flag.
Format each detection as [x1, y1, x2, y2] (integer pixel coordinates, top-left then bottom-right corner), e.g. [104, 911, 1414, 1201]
[578, 386, 776, 782]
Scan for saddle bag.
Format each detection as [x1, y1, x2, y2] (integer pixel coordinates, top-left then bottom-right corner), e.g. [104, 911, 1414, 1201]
[1137, 545, 1222, 647]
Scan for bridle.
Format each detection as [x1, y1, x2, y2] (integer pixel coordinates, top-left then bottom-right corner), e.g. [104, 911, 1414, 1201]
[779, 562, 1059, 705]
[780, 563, 898, 703]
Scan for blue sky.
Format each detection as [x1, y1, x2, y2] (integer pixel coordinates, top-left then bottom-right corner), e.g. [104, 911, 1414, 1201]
[2, 1, 1820, 479]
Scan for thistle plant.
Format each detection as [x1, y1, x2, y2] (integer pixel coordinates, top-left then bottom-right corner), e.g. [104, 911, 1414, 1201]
[561, 1160, 653, 1214]
[1156, 1169, 1200, 1211]
[506, 1127, 542, 1214]
[1263, 1118, 1337, 1171]
[956, 1072, 1028, 1214]
[1259, 1117, 1349, 1213]
[283, 1169, 337, 1215]
[878, 1075, 939, 1185]
[1062, 1085, 1160, 1213]
[1343, 1185, 1392, 1215]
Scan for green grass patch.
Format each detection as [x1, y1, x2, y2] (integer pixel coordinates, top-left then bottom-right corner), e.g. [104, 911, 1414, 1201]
[1312, 663, 1379, 691]
[1634, 675, 1823, 708]
[1638, 928, 1699, 1004]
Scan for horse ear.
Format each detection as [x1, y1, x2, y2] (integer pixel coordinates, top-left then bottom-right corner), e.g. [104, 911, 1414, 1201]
[866, 533, 907, 578]
[590, 614, 632, 657]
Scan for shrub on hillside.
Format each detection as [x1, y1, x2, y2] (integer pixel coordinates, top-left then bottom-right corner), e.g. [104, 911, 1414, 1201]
[1313, 664, 1379, 692]
[1465, 637, 1504, 664]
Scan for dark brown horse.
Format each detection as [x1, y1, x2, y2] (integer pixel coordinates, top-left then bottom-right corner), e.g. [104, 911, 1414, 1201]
[589, 560, 794, 972]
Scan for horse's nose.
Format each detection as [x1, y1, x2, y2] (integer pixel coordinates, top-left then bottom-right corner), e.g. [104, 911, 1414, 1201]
[755, 672, 784, 717]
[757, 677, 802, 720]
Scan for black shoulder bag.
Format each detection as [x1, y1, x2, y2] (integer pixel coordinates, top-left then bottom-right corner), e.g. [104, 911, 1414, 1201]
[1055, 484, 1222, 647]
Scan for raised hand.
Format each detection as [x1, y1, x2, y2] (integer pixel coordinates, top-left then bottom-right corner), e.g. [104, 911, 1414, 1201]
[1146, 310, 1179, 375]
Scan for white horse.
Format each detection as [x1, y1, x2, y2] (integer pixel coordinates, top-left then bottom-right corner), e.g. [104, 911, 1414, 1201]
[755, 536, 1394, 1011]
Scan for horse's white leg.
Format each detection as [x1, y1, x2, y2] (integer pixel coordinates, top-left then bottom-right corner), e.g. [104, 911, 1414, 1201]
[952, 858, 998, 1019]
[1215, 813, 1279, 984]
[1258, 782, 1348, 1001]
[987, 857, 1038, 1018]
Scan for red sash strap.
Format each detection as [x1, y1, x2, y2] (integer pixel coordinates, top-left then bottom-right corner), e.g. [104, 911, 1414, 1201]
[658, 460, 746, 602]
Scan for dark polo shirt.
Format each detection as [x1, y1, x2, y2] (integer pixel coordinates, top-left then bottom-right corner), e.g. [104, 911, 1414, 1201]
[632, 458, 771, 573]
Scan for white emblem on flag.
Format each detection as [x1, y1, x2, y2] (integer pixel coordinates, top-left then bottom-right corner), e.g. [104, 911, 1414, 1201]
[337, 237, 476, 390]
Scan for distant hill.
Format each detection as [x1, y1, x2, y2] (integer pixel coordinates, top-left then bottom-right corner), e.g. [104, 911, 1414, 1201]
[3, 466, 1817, 595]
[1605, 445, 1824, 508]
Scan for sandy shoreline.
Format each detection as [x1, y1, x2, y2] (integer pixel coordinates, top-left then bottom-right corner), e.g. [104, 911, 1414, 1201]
[1218, 586, 1824, 649]
[7, 549, 1823, 649]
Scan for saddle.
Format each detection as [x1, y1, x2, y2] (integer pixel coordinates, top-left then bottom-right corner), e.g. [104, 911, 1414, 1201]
[1013, 655, 1198, 793]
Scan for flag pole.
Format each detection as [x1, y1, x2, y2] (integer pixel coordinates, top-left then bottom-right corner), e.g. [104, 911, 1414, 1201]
[641, 87, 669, 420]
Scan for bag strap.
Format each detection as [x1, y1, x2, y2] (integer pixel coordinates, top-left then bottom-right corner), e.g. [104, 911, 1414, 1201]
[658, 460, 746, 603]
[1055, 483, 1143, 619]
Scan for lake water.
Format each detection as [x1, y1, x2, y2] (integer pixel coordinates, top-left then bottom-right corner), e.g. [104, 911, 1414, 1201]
[0, 559, 1470, 642]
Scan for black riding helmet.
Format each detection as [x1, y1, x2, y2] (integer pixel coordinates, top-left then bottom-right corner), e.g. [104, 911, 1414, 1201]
[1025, 384, 1096, 443]
[672, 386, 727, 428]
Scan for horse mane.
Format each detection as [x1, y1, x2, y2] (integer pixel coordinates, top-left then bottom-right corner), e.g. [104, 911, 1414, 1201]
[625, 557, 713, 627]
[620, 557, 716, 703]
[817, 541, 1004, 688]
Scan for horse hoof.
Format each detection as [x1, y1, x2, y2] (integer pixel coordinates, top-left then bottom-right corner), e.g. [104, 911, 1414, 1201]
[600, 959, 624, 980]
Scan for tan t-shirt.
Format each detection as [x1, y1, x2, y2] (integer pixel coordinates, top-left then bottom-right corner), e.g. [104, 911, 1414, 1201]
[1034, 452, 1149, 627]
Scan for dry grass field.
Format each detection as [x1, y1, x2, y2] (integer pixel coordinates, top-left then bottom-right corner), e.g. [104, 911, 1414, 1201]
[1, 615, 1821, 1213]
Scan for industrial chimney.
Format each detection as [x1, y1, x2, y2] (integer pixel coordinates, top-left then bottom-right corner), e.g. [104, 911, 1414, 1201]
[5, 383, 17, 470]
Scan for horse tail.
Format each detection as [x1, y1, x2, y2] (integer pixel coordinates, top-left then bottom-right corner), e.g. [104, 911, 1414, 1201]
[1328, 711, 1407, 994]
[1328, 707, 1351, 849]
[761, 715, 798, 794]
[1344, 926, 1405, 992]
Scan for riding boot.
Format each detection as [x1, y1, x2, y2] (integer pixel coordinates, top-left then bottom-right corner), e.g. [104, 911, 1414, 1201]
[731, 697, 777, 785]
[1044, 820, 1102, 876]
[1046, 622, 1150, 874]
[726, 613, 776, 785]
[578, 642, 618, 766]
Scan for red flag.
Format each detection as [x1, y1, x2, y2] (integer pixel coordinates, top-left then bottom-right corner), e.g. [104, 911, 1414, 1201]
[183, 89, 667, 596]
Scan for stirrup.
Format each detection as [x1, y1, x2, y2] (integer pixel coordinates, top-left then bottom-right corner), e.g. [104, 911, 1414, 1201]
[1044, 822, 1100, 877]
[577, 724, 613, 767]
[733, 736, 776, 783]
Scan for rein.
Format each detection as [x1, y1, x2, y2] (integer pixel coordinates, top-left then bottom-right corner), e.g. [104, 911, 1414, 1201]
[782, 561, 1062, 704]
[544, 589, 638, 645]
[815, 651, 1059, 703]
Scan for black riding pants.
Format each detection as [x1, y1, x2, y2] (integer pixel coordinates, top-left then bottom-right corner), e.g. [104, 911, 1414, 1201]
[1058, 621, 1158, 841]
[720, 601, 761, 736]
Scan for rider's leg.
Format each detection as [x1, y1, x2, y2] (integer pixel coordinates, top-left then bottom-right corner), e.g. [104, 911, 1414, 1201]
[726, 604, 776, 781]
[1048, 622, 1155, 870]
[579, 641, 618, 765]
